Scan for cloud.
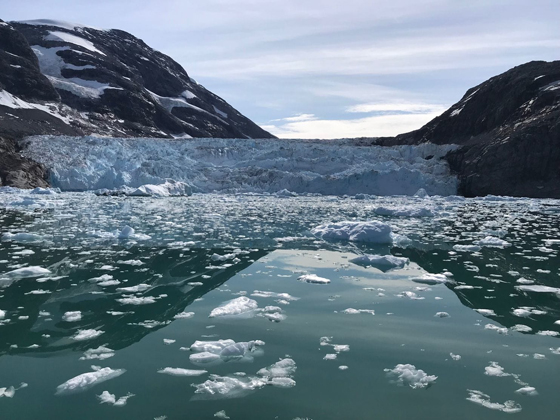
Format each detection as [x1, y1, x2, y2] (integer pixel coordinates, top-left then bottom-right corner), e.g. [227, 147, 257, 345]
[346, 103, 446, 114]
[262, 109, 443, 139]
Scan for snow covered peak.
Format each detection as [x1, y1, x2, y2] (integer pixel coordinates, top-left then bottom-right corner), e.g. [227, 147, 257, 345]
[13, 19, 105, 32]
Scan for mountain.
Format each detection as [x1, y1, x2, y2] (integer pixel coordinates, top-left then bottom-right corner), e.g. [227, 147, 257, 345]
[0, 18, 274, 187]
[377, 61, 560, 198]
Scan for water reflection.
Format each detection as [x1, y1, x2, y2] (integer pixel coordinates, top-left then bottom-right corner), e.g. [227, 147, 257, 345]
[0, 245, 269, 356]
[399, 247, 560, 336]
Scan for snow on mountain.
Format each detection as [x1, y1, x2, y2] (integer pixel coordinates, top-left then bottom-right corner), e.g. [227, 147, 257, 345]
[23, 136, 458, 196]
[1, 19, 274, 140]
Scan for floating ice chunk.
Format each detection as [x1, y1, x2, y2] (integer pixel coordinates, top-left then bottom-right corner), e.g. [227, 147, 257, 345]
[209, 297, 259, 318]
[250, 290, 299, 301]
[475, 309, 497, 317]
[384, 364, 437, 389]
[450, 353, 461, 361]
[190, 340, 236, 353]
[516, 285, 560, 295]
[515, 386, 538, 396]
[485, 362, 510, 377]
[158, 368, 207, 376]
[2, 266, 51, 279]
[63, 311, 82, 322]
[256, 358, 297, 384]
[414, 188, 428, 198]
[349, 254, 408, 270]
[214, 410, 230, 419]
[533, 353, 546, 360]
[80, 345, 114, 360]
[97, 390, 134, 406]
[0, 383, 27, 398]
[537, 330, 559, 337]
[516, 278, 534, 285]
[342, 308, 375, 315]
[188, 282, 203, 286]
[466, 390, 522, 413]
[192, 374, 267, 400]
[30, 187, 60, 195]
[127, 180, 192, 197]
[298, 274, 330, 284]
[263, 312, 286, 322]
[397, 291, 424, 300]
[333, 344, 349, 352]
[56, 366, 125, 395]
[312, 221, 393, 244]
[116, 296, 157, 305]
[163, 339, 175, 345]
[339, 365, 349, 370]
[435, 312, 450, 318]
[174, 312, 195, 319]
[190, 352, 222, 366]
[550, 347, 560, 355]
[453, 244, 482, 252]
[411, 273, 450, 285]
[475, 236, 511, 248]
[117, 226, 151, 240]
[189, 339, 264, 366]
[2, 232, 43, 243]
[116, 284, 150, 293]
[0, 310, 5, 319]
[484, 324, 508, 334]
[72, 329, 104, 341]
[323, 354, 337, 360]
[510, 325, 532, 333]
[269, 377, 296, 388]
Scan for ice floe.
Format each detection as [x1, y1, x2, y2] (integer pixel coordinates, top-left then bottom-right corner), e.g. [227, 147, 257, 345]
[312, 221, 393, 244]
[0, 383, 28, 398]
[298, 274, 330, 284]
[80, 345, 115, 360]
[157, 368, 207, 376]
[466, 390, 522, 413]
[189, 339, 265, 366]
[411, 273, 451, 285]
[209, 297, 259, 318]
[342, 308, 375, 315]
[62, 311, 82, 322]
[56, 366, 125, 395]
[349, 254, 408, 270]
[475, 236, 511, 248]
[384, 364, 437, 389]
[72, 329, 104, 341]
[97, 390, 134, 406]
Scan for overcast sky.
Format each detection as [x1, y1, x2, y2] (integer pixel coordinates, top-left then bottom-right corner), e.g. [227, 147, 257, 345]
[2, 0, 559, 138]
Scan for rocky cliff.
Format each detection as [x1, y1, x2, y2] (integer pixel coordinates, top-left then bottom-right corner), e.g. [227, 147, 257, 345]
[378, 61, 560, 198]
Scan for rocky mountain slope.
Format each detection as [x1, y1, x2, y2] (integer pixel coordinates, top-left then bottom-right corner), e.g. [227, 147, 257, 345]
[377, 60, 560, 198]
[0, 18, 274, 187]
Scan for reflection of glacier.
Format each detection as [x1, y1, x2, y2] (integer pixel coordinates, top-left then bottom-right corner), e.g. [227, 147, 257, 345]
[23, 136, 458, 196]
[0, 247, 269, 357]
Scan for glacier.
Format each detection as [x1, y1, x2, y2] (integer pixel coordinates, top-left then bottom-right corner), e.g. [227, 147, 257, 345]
[22, 136, 458, 196]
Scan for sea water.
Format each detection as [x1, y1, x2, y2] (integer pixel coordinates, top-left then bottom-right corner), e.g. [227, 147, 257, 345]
[0, 192, 559, 419]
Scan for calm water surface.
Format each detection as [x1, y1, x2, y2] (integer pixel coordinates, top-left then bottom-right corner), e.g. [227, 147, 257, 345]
[0, 193, 559, 419]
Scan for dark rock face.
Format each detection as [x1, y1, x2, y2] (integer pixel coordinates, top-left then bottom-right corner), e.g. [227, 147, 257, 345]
[0, 19, 274, 188]
[379, 61, 560, 198]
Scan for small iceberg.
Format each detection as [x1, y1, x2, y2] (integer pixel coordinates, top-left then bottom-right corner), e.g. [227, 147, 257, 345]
[350, 254, 409, 271]
[312, 221, 393, 244]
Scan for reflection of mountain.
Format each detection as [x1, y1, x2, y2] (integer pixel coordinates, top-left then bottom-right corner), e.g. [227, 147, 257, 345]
[397, 247, 560, 336]
[0, 245, 269, 356]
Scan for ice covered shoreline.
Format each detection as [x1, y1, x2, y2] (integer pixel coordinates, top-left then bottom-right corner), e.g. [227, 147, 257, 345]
[22, 136, 459, 196]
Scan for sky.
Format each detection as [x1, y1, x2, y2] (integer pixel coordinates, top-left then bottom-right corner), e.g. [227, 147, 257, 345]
[2, 0, 559, 139]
